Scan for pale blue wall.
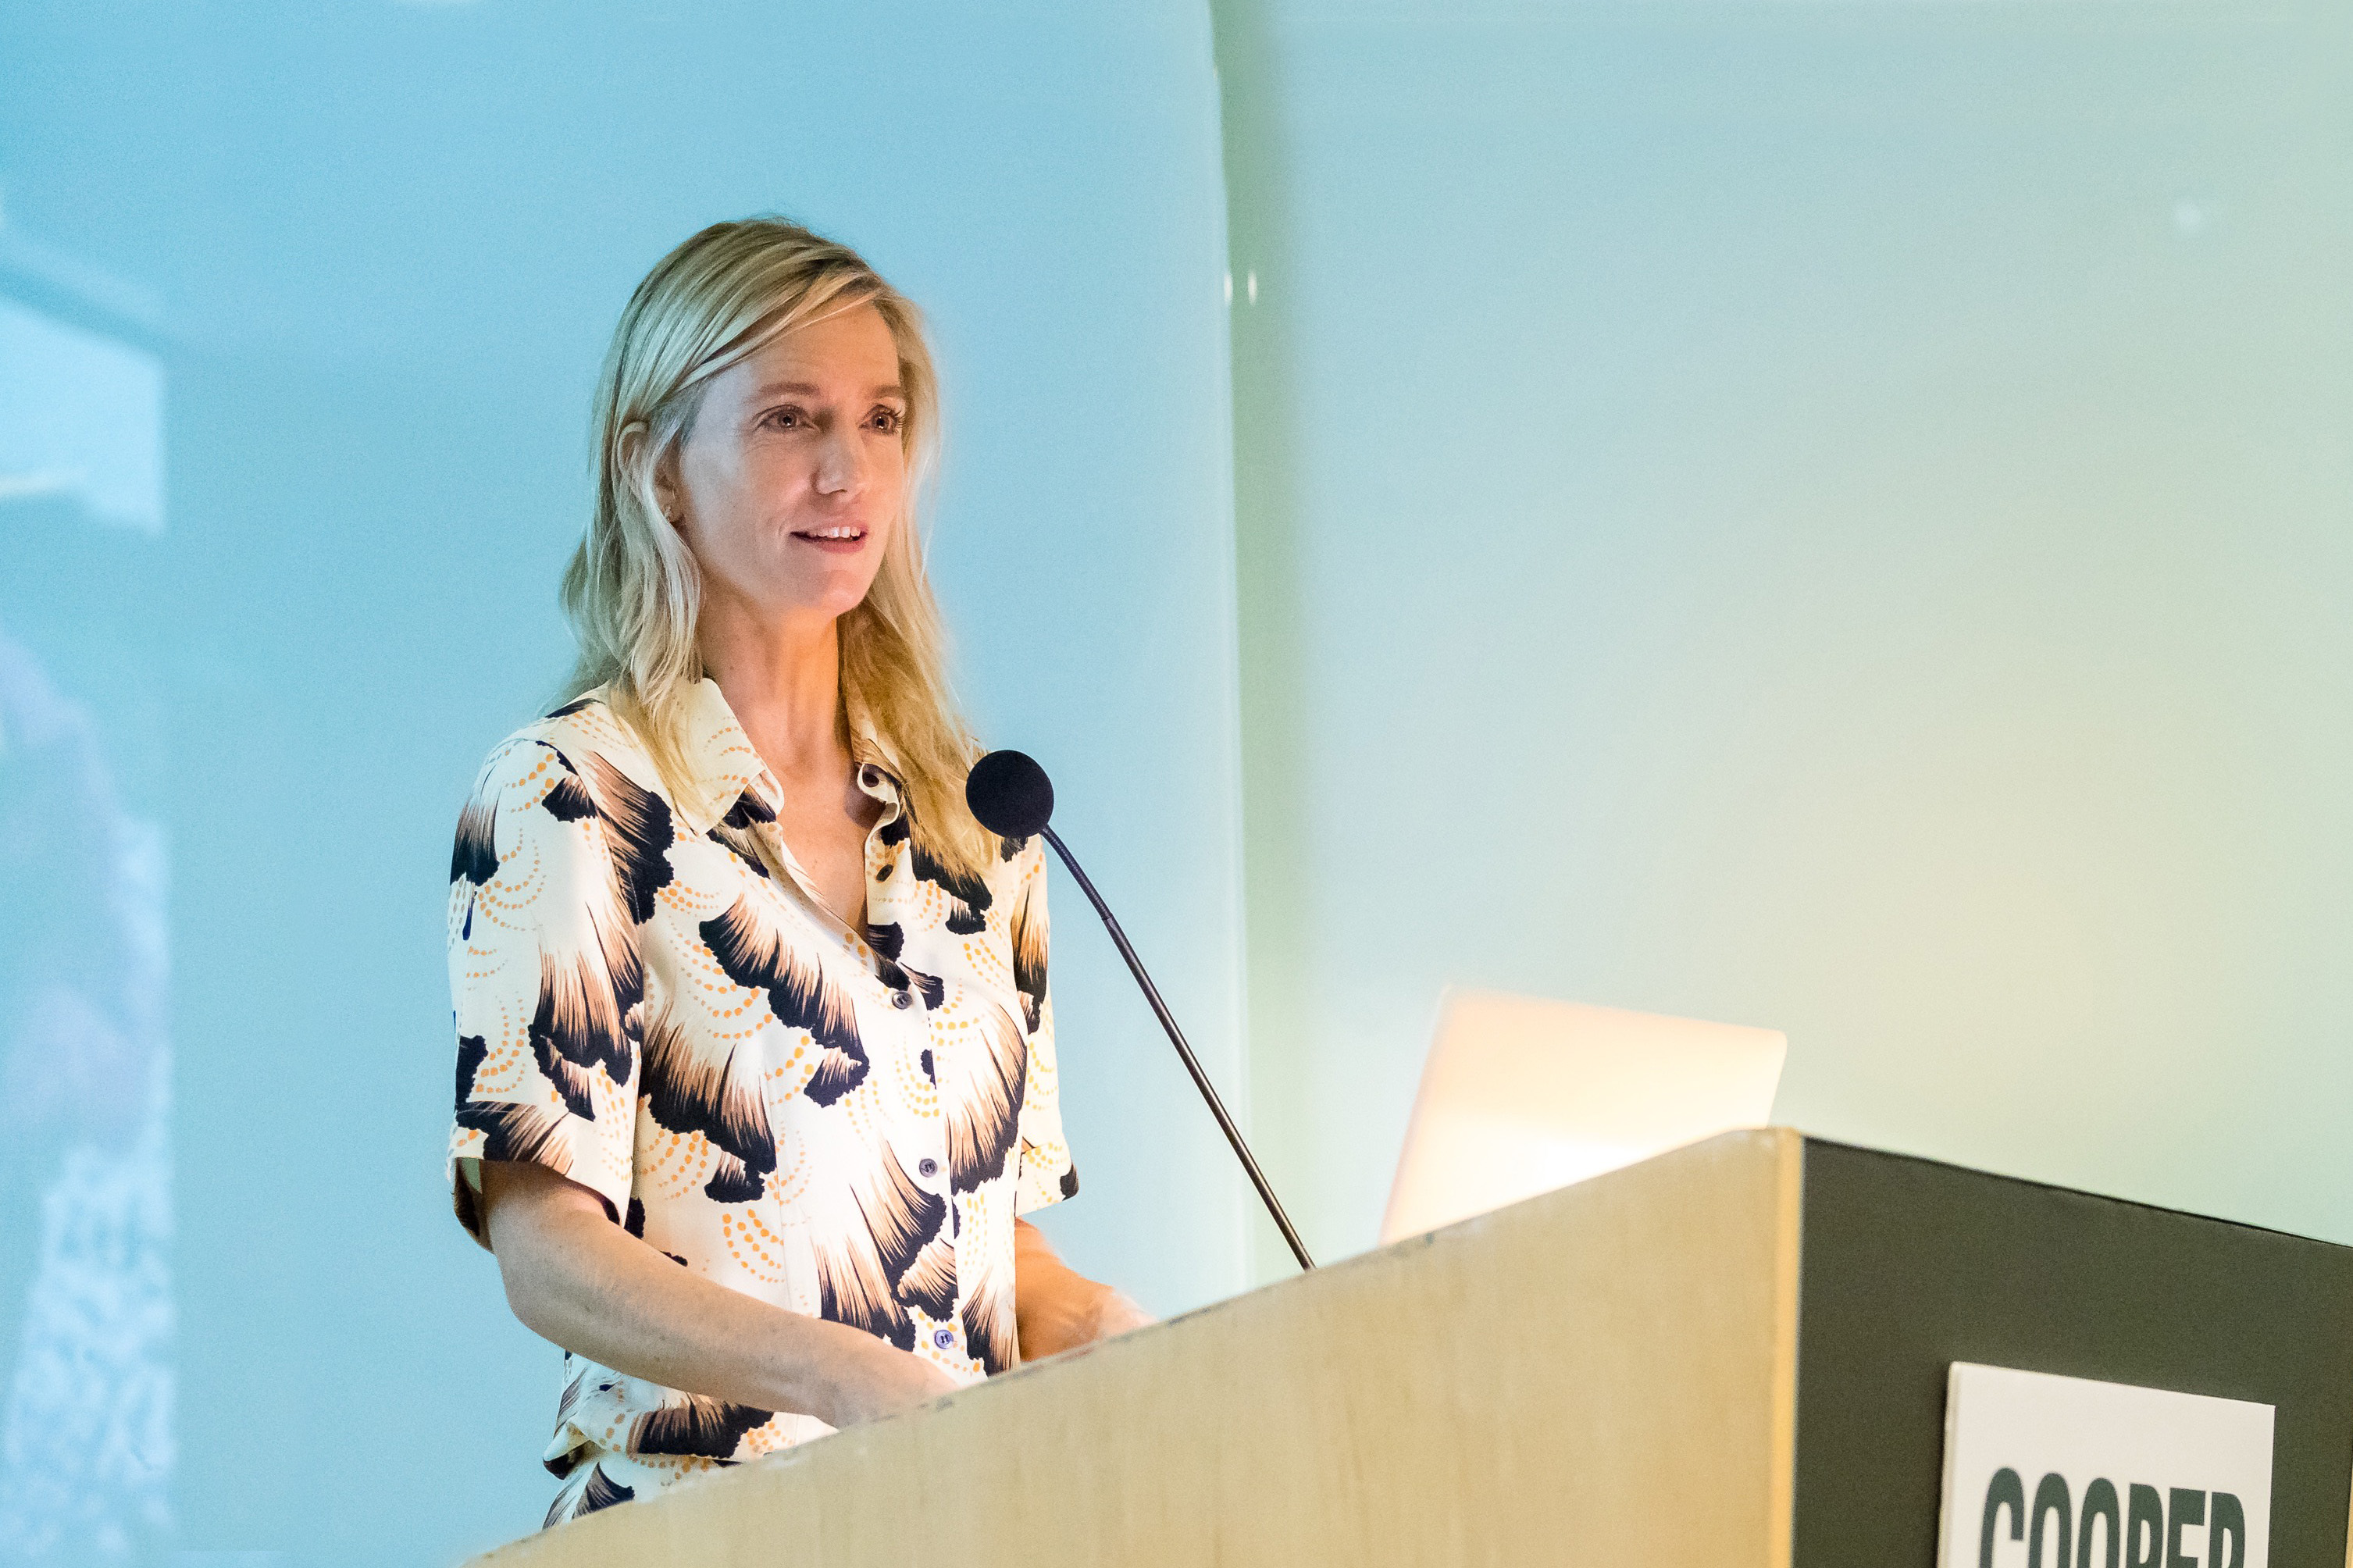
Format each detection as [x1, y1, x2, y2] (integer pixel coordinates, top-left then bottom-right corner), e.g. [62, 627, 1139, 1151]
[1221, 0, 2353, 1270]
[1, 2, 1244, 1561]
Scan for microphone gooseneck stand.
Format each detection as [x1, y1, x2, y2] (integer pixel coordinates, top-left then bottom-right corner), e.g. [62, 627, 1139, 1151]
[1040, 825, 1317, 1274]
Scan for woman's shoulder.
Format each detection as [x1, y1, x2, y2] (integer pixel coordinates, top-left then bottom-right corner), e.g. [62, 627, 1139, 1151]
[982, 828, 1048, 909]
[465, 688, 668, 806]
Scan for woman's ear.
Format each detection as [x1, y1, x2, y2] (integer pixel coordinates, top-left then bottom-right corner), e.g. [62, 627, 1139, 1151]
[622, 420, 684, 528]
[649, 443, 683, 529]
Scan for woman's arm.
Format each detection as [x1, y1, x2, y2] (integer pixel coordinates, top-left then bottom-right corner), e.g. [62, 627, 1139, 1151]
[1013, 1217, 1153, 1362]
[479, 1160, 957, 1429]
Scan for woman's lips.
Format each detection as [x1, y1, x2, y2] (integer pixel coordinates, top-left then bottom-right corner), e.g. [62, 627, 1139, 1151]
[790, 526, 868, 555]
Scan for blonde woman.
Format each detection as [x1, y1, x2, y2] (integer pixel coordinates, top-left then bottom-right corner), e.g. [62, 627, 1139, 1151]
[444, 218, 1146, 1526]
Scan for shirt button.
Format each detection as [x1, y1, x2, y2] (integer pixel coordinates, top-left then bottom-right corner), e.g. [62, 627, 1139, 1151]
[932, 1327, 957, 1350]
[918, 1158, 939, 1178]
[892, 990, 913, 1010]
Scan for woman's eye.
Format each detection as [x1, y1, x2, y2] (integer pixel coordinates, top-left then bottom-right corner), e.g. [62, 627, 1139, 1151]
[764, 407, 806, 430]
[871, 408, 904, 433]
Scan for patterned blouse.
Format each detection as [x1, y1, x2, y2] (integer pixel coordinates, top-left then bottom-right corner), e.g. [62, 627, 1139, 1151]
[444, 679, 1073, 1525]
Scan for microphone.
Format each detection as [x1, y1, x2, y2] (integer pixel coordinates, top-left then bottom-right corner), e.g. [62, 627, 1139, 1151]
[966, 750, 1315, 1272]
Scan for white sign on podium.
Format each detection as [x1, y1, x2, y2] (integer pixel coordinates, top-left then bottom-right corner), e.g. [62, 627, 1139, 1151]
[1937, 1363, 2273, 1568]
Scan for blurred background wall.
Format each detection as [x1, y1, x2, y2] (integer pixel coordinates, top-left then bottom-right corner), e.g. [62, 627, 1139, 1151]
[1214, 0, 2353, 1272]
[1, 2, 1244, 1562]
[5, 0, 2352, 1563]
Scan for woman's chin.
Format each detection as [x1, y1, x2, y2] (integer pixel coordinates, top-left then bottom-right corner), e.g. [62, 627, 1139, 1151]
[780, 580, 883, 626]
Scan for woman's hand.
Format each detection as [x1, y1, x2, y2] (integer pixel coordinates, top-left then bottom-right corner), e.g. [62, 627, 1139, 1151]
[1018, 1276, 1155, 1363]
[1013, 1217, 1157, 1362]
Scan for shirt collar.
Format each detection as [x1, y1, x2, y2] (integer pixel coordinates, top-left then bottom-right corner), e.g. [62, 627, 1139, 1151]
[668, 677, 906, 836]
[668, 678, 774, 836]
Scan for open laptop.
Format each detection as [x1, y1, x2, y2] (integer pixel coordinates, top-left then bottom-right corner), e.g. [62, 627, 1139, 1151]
[1379, 989, 1788, 1245]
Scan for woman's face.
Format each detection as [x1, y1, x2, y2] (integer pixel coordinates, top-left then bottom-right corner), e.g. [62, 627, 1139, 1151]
[661, 301, 907, 631]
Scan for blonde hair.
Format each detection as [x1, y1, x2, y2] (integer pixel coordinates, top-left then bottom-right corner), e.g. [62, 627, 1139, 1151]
[560, 216, 993, 883]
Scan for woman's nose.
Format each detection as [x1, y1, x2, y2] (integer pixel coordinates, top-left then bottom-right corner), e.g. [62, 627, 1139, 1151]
[815, 426, 866, 495]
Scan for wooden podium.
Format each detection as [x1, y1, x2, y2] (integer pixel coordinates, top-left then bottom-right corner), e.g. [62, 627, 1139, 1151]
[467, 1130, 2353, 1567]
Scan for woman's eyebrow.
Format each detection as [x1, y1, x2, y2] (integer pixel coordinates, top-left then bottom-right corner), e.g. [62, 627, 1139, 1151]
[751, 380, 906, 401]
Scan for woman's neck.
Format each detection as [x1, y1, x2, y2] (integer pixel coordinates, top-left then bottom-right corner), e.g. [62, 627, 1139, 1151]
[697, 599, 849, 780]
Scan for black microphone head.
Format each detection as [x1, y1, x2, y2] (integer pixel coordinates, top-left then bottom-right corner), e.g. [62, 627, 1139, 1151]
[966, 750, 1055, 839]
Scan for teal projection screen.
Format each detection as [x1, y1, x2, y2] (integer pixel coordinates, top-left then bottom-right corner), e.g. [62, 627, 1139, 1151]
[3, 3, 1242, 1562]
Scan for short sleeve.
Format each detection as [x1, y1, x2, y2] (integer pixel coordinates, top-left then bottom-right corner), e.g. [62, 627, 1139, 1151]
[1005, 837, 1075, 1216]
[446, 737, 642, 1245]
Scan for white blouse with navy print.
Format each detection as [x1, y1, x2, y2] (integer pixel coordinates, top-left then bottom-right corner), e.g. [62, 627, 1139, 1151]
[445, 679, 1073, 1526]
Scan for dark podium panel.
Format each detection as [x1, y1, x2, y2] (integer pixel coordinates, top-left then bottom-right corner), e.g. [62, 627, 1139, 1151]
[1795, 1139, 2353, 1566]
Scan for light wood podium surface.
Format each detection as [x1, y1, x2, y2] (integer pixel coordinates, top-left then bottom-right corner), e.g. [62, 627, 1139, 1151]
[467, 1127, 1804, 1568]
